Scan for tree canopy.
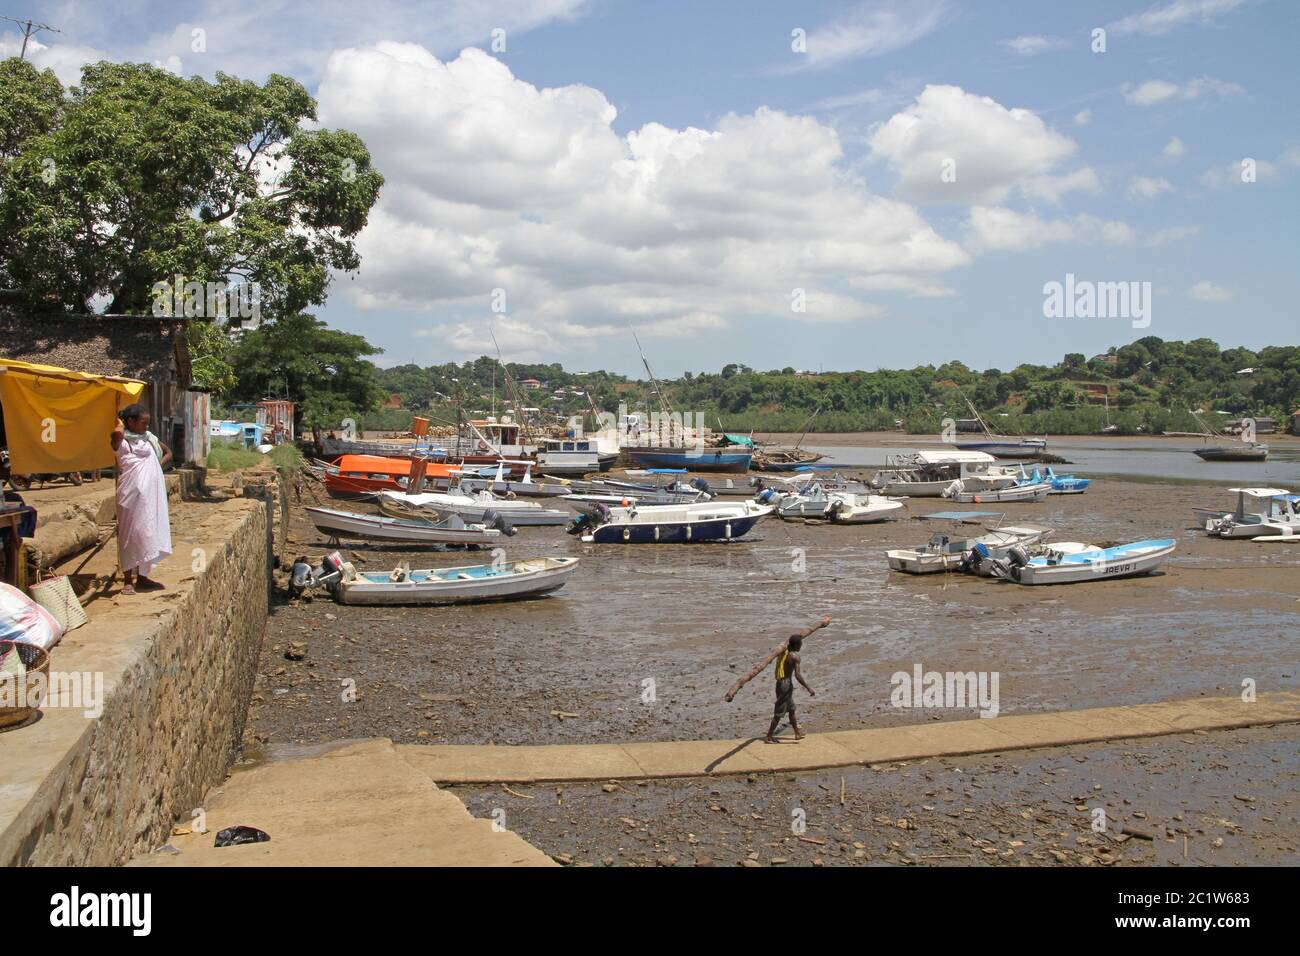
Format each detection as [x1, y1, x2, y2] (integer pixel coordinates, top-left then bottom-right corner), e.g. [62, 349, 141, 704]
[0, 58, 383, 316]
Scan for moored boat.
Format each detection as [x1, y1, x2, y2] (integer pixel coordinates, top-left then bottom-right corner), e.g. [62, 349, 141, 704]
[568, 500, 773, 543]
[886, 525, 1050, 574]
[331, 556, 579, 605]
[871, 451, 1017, 497]
[304, 506, 508, 545]
[378, 488, 572, 526]
[989, 539, 1176, 584]
[945, 479, 1052, 504]
[1203, 488, 1300, 539]
[1194, 443, 1269, 462]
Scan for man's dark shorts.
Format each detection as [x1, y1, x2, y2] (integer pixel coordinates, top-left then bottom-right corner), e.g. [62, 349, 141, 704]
[774, 677, 795, 718]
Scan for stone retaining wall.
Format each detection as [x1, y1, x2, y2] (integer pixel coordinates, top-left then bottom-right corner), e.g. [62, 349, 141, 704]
[0, 498, 269, 866]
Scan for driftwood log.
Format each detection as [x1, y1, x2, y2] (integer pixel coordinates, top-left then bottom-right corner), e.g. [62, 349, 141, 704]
[723, 616, 832, 702]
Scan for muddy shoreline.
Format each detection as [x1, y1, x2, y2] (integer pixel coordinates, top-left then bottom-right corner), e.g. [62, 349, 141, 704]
[245, 471, 1299, 865]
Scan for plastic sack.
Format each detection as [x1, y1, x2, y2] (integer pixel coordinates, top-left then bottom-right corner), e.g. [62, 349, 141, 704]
[0, 582, 64, 651]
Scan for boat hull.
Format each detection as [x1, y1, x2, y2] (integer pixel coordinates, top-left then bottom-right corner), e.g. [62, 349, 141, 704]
[999, 540, 1175, 585]
[948, 482, 1051, 504]
[305, 507, 500, 545]
[586, 512, 766, 543]
[1194, 446, 1269, 462]
[954, 440, 1047, 459]
[626, 448, 753, 473]
[336, 558, 578, 605]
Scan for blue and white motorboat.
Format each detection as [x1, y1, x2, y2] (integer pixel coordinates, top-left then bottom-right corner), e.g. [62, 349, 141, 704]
[990, 539, 1176, 584]
[568, 500, 772, 543]
[1029, 466, 1091, 495]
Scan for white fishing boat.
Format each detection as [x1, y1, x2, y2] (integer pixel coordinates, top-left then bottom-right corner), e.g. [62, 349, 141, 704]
[886, 524, 1050, 574]
[765, 484, 903, 523]
[331, 556, 579, 605]
[871, 451, 1018, 497]
[1203, 488, 1300, 540]
[825, 493, 906, 524]
[305, 506, 508, 545]
[568, 500, 773, 543]
[990, 539, 1176, 585]
[378, 488, 571, 526]
[945, 478, 1052, 504]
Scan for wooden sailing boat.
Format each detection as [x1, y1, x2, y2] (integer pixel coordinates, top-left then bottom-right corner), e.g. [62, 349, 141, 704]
[752, 407, 826, 471]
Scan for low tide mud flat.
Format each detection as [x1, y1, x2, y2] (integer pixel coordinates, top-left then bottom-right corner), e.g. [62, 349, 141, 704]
[453, 724, 1300, 867]
[249, 476, 1297, 747]
[244, 474, 1298, 865]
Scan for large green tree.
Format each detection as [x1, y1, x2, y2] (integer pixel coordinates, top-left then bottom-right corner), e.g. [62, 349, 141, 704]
[0, 59, 383, 316]
[227, 313, 384, 428]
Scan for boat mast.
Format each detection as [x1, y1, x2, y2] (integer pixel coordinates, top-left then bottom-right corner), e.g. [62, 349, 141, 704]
[489, 326, 533, 446]
[795, 406, 821, 452]
[632, 327, 677, 443]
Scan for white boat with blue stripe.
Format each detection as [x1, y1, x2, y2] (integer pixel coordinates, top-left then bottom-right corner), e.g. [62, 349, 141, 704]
[991, 539, 1176, 585]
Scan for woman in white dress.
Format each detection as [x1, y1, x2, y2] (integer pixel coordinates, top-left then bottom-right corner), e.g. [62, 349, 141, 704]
[110, 403, 173, 594]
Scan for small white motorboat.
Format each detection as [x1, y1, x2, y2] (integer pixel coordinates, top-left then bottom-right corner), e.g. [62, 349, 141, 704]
[887, 525, 1050, 574]
[331, 556, 579, 605]
[378, 488, 571, 526]
[304, 506, 507, 545]
[945, 479, 1051, 504]
[990, 539, 1176, 585]
[826, 493, 906, 524]
[1203, 488, 1300, 540]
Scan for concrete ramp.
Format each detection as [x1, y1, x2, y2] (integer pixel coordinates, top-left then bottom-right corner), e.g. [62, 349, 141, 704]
[131, 739, 554, 867]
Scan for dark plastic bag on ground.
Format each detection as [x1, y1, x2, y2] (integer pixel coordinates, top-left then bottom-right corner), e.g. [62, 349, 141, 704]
[214, 825, 271, 847]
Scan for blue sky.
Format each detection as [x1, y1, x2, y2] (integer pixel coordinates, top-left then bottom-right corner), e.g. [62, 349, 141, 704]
[7, 0, 1298, 375]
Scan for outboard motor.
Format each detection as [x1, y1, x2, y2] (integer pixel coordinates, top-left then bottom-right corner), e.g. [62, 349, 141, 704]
[691, 477, 711, 496]
[1006, 545, 1030, 568]
[758, 488, 777, 504]
[566, 512, 590, 536]
[482, 508, 517, 537]
[965, 541, 990, 572]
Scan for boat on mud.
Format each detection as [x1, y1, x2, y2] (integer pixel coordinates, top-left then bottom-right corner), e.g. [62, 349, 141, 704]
[378, 488, 572, 526]
[322, 454, 462, 499]
[1029, 466, 1091, 495]
[871, 451, 1019, 498]
[886, 524, 1051, 574]
[304, 506, 510, 546]
[329, 556, 579, 605]
[1203, 488, 1300, 539]
[568, 500, 773, 543]
[763, 484, 904, 523]
[988, 539, 1176, 584]
[1194, 443, 1269, 462]
[945, 478, 1052, 504]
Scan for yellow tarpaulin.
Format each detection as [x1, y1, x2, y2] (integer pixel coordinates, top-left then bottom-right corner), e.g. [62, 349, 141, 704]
[0, 360, 145, 474]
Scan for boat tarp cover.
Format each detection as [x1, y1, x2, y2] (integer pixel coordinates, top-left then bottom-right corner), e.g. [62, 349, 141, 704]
[0, 359, 145, 473]
[721, 434, 755, 447]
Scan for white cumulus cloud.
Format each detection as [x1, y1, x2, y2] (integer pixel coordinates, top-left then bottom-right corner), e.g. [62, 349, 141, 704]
[868, 84, 1094, 204]
[1123, 76, 1244, 106]
[965, 206, 1137, 253]
[315, 44, 969, 355]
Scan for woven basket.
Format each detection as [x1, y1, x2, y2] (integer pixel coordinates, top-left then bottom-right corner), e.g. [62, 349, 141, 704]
[0, 641, 51, 729]
[28, 573, 87, 633]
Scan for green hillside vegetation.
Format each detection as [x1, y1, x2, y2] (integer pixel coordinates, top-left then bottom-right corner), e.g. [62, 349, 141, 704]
[366, 337, 1299, 436]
